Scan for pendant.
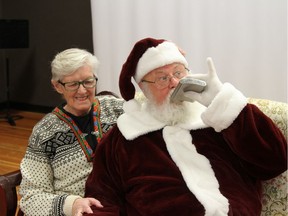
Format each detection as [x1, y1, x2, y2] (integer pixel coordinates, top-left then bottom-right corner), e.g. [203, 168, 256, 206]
[91, 131, 99, 136]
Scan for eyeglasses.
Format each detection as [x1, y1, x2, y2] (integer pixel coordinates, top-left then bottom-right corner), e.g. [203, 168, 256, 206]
[58, 77, 97, 91]
[141, 68, 189, 89]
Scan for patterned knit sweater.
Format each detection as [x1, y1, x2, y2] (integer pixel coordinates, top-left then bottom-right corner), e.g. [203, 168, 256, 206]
[19, 95, 124, 216]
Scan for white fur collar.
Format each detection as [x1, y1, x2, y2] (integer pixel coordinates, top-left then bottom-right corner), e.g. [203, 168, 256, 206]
[118, 83, 247, 141]
[117, 98, 208, 140]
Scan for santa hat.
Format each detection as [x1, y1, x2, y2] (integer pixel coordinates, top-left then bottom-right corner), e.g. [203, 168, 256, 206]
[119, 37, 188, 101]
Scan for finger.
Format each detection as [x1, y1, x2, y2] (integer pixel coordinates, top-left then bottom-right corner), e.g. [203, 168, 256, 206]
[185, 74, 207, 80]
[84, 207, 93, 214]
[74, 211, 83, 216]
[81, 206, 93, 214]
[88, 198, 104, 208]
[94, 200, 104, 208]
[206, 57, 217, 76]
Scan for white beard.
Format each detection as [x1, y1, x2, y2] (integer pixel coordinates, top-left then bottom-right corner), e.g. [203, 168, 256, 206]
[144, 91, 192, 126]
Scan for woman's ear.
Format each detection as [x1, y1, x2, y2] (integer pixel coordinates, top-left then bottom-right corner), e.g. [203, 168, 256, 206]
[51, 80, 64, 94]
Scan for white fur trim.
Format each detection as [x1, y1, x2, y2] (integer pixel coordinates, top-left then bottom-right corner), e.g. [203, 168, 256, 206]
[202, 83, 247, 132]
[123, 98, 141, 112]
[164, 126, 229, 215]
[134, 41, 188, 83]
[118, 99, 166, 140]
[117, 99, 208, 140]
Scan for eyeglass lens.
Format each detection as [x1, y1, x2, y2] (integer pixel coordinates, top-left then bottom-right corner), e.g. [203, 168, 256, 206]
[155, 69, 188, 89]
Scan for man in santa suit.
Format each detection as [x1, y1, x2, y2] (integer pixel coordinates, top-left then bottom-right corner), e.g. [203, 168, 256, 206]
[84, 38, 287, 216]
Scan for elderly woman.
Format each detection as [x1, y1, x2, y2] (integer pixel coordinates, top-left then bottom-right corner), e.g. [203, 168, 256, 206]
[19, 48, 124, 216]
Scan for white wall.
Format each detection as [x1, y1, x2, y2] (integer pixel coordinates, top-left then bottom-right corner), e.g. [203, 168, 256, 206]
[91, 0, 287, 102]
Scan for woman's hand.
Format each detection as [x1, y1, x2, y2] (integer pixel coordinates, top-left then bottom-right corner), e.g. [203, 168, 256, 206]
[72, 197, 103, 216]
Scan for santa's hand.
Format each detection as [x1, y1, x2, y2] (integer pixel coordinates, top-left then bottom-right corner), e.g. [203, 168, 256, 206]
[183, 57, 223, 107]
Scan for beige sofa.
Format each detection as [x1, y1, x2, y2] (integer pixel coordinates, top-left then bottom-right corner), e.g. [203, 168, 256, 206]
[248, 98, 287, 216]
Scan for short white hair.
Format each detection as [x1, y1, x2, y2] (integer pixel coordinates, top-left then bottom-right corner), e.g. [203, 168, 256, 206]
[51, 48, 100, 81]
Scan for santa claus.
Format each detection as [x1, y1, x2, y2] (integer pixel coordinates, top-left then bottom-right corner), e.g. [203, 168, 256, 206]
[84, 37, 287, 216]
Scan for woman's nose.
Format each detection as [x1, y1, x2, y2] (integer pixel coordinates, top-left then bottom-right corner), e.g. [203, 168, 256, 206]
[77, 84, 88, 92]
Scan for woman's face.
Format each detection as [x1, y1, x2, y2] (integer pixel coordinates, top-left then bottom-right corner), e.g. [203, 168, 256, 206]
[52, 65, 96, 116]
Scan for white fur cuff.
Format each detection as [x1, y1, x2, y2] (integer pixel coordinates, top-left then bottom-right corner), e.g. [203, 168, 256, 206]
[201, 83, 247, 132]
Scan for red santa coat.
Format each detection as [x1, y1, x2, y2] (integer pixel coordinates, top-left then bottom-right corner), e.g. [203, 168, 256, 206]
[85, 83, 287, 216]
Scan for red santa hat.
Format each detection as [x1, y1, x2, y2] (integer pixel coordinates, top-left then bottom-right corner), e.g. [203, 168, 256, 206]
[119, 37, 188, 101]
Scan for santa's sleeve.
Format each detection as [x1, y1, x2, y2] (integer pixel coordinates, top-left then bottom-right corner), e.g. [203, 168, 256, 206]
[84, 127, 125, 215]
[201, 83, 287, 180]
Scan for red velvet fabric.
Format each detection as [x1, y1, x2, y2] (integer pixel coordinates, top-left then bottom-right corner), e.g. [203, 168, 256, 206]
[85, 104, 287, 216]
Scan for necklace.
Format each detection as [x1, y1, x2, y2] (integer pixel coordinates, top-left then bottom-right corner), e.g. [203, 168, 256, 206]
[53, 99, 103, 161]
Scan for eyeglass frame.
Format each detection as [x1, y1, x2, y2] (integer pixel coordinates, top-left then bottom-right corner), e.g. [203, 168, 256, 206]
[58, 76, 98, 91]
[141, 68, 190, 89]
